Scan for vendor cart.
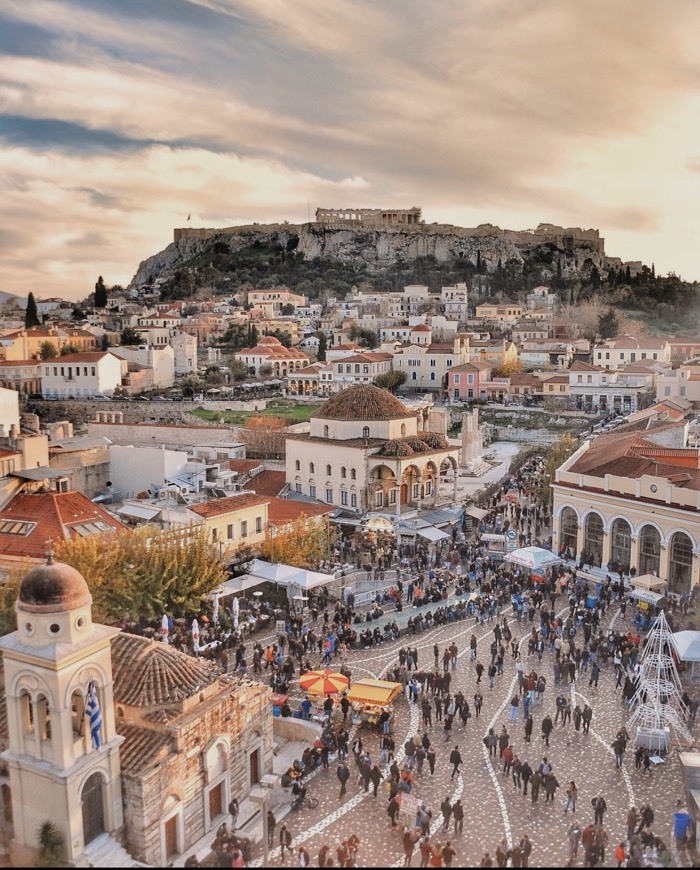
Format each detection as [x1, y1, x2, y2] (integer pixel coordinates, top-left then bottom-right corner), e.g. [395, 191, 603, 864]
[345, 678, 402, 726]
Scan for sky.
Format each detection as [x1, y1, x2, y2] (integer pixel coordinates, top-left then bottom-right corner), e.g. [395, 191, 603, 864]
[2, 0, 700, 302]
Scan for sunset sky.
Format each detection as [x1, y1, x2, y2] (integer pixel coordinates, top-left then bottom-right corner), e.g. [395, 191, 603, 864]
[2, 0, 700, 301]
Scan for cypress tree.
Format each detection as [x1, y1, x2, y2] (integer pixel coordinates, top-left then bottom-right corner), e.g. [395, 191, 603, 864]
[24, 292, 41, 328]
[94, 276, 108, 308]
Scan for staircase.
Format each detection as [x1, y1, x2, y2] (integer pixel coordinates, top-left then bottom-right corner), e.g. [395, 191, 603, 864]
[82, 833, 144, 867]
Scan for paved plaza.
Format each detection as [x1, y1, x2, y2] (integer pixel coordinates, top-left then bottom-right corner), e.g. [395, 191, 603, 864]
[243, 597, 696, 868]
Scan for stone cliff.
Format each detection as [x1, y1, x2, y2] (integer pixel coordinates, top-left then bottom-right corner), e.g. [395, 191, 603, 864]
[129, 220, 618, 289]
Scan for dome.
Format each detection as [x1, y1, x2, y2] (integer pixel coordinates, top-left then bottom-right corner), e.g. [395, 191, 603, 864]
[420, 432, 450, 450]
[403, 437, 432, 454]
[380, 439, 415, 458]
[312, 385, 414, 422]
[257, 335, 282, 346]
[18, 556, 92, 613]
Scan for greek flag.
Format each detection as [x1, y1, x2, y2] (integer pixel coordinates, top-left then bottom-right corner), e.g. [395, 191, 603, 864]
[85, 680, 103, 749]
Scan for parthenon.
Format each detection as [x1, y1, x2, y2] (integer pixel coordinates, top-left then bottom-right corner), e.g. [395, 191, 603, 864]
[315, 206, 422, 227]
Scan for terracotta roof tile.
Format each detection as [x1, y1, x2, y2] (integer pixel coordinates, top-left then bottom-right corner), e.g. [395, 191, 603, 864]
[0, 491, 125, 559]
[266, 497, 333, 525]
[246, 470, 286, 498]
[188, 493, 269, 519]
[228, 459, 263, 475]
[112, 632, 214, 707]
[116, 722, 173, 775]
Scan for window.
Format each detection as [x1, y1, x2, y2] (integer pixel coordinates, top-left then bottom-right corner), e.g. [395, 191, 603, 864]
[295, 482, 302, 493]
[454, 374, 460, 385]
[620, 353, 625, 359]
[577, 375, 582, 383]
[446, 359, 452, 367]
[212, 528, 218, 542]
[605, 352, 610, 360]
[227, 523, 234, 540]
[411, 372, 417, 380]
[295, 460, 300, 471]
[240, 521, 248, 538]
[430, 372, 436, 381]
[363, 365, 369, 374]
[652, 353, 657, 360]
[309, 484, 316, 498]
[375, 490, 383, 507]
[468, 374, 474, 384]
[341, 467, 347, 478]
[323, 425, 329, 437]
[60, 367, 64, 376]
[0, 520, 36, 536]
[255, 516, 262, 534]
[91, 367, 96, 376]
[326, 465, 331, 476]
[350, 468, 356, 480]
[425, 480, 432, 495]
[70, 521, 113, 537]
[412, 483, 420, 498]
[325, 488, 333, 503]
[309, 462, 315, 473]
[664, 386, 671, 396]
[362, 427, 370, 438]
[389, 489, 396, 504]
[341, 490, 348, 505]
[587, 375, 592, 384]
[430, 359, 436, 367]
[350, 493, 357, 508]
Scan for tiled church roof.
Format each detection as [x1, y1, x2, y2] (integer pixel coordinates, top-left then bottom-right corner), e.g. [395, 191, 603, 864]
[312, 384, 414, 421]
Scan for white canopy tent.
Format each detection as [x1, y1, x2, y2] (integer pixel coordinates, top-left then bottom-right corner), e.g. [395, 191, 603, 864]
[629, 588, 667, 606]
[631, 574, 668, 592]
[417, 527, 450, 542]
[504, 546, 562, 571]
[672, 630, 700, 682]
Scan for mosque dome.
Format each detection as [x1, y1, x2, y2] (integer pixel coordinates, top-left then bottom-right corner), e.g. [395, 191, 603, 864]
[312, 385, 413, 422]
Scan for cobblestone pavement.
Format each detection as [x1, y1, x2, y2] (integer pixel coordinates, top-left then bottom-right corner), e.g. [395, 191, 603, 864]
[249, 599, 696, 868]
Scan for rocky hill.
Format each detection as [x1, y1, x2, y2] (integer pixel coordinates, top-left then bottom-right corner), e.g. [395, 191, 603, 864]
[129, 219, 633, 293]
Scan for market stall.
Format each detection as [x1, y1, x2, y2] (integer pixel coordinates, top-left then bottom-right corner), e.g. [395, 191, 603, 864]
[629, 587, 668, 629]
[345, 678, 402, 726]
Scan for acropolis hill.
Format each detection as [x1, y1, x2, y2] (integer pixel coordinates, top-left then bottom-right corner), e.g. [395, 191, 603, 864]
[130, 208, 636, 289]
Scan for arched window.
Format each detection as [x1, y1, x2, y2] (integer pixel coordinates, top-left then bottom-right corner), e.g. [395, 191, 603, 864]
[400, 424, 406, 436]
[350, 468, 356, 480]
[583, 513, 604, 567]
[669, 531, 693, 595]
[295, 460, 300, 471]
[559, 507, 578, 557]
[610, 519, 632, 570]
[362, 427, 370, 438]
[323, 425, 329, 437]
[639, 525, 661, 576]
[36, 693, 51, 741]
[326, 465, 332, 476]
[71, 689, 85, 737]
[309, 462, 315, 474]
[20, 689, 33, 734]
[341, 467, 347, 479]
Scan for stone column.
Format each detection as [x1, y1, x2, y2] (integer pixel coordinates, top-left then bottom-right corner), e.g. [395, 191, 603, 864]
[453, 470, 458, 502]
[601, 530, 612, 573]
[575, 523, 585, 563]
[629, 536, 640, 574]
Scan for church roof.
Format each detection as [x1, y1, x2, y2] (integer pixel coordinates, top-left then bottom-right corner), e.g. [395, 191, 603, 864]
[117, 723, 172, 775]
[111, 633, 213, 707]
[18, 557, 91, 614]
[311, 384, 414, 421]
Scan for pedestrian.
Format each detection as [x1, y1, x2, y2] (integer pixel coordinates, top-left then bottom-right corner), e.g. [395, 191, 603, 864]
[541, 713, 553, 746]
[544, 772, 559, 804]
[510, 695, 520, 722]
[568, 819, 582, 860]
[524, 713, 533, 743]
[403, 828, 419, 867]
[388, 796, 400, 828]
[495, 839, 509, 868]
[267, 809, 276, 847]
[530, 770, 542, 804]
[615, 841, 626, 867]
[427, 745, 437, 775]
[449, 745, 462, 779]
[581, 704, 593, 735]
[452, 798, 464, 834]
[626, 806, 639, 842]
[520, 834, 532, 868]
[592, 794, 607, 826]
[419, 837, 432, 868]
[634, 745, 644, 770]
[370, 763, 383, 796]
[589, 661, 600, 688]
[474, 690, 483, 718]
[228, 796, 239, 830]
[279, 824, 292, 862]
[441, 795, 453, 831]
[643, 751, 651, 775]
[298, 846, 310, 867]
[520, 760, 533, 797]
[480, 853, 493, 867]
[564, 780, 577, 814]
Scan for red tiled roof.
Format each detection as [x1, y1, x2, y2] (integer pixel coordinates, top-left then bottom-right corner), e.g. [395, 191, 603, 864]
[266, 497, 333, 526]
[49, 351, 119, 363]
[0, 359, 41, 367]
[246, 470, 286, 498]
[570, 360, 602, 372]
[117, 723, 173, 775]
[228, 459, 263, 475]
[0, 491, 125, 559]
[411, 324, 431, 331]
[188, 493, 269, 519]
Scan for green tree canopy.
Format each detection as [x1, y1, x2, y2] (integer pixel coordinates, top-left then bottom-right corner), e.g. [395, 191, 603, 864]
[39, 341, 57, 360]
[120, 326, 142, 345]
[316, 331, 327, 361]
[25, 292, 41, 328]
[374, 370, 407, 393]
[59, 343, 80, 356]
[53, 526, 226, 624]
[597, 308, 620, 340]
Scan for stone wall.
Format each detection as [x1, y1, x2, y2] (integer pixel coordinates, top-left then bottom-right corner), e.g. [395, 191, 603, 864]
[87, 420, 243, 450]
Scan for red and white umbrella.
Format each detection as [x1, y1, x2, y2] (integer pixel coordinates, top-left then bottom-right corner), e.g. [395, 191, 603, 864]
[191, 617, 200, 654]
[160, 614, 169, 644]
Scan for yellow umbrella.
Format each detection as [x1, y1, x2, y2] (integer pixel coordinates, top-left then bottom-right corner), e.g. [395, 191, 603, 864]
[299, 669, 350, 696]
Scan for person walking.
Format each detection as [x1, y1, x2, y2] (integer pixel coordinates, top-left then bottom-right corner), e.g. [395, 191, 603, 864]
[544, 772, 560, 804]
[564, 780, 577, 815]
[530, 770, 543, 804]
[592, 794, 607, 827]
[427, 745, 437, 775]
[510, 695, 520, 722]
[452, 798, 464, 834]
[582, 704, 593, 735]
[370, 763, 383, 796]
[449, 745, 462, 779]
[541, 713, 553, 747]
[267, 809, 276, 847]
[524, 713, 533, 743]
[568, 819, 582, 861]
[474, 690, 483, 718]
[626, 806, 639, 842]
[441, 796, 453, 832]
[279, 824, 292, 862]
[520, 760, 533, 797]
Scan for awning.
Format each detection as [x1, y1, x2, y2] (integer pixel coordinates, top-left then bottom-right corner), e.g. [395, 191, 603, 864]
[216, 574, 267, 597]
[11, 467, 64, 481]
[117, 503, 161, 521]
[466, 506, 489, 520]
[631, 574, 667, 592]
[629, 588, 666, 605]
[672, 631, 700, 663]
[345, 679, 402, 707]
[417, 527, 450, 542]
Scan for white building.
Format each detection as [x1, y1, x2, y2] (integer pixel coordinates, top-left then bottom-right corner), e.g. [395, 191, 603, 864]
[171, 331, 198, 375]
[440, 283, 469, 322]
[332, 352, 393, 388]
[41, 352, 126, 399]
[594, 337, 672, 370]
[392, 335, 470, 392]
[568, 360, 651, 413]
[525, 285, 557, 310]
[285, 384, 460, 514]
[108, 444, 189, 498]
[113, 344, 174, 389]
[656, 362, 700, 406]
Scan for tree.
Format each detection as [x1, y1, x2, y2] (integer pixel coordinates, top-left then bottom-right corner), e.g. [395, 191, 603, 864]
[237, 416, 288, 458]
[227, 358, 249, 382]
[52, 526, 226, 624]
[180, 373, 203, 397]
[280, 303, 295, 316]
[265, 329, 292, 348]
[260, 515, 339, 569]
[532, 434, 579, 506]
[59, 343, 80, 356]
[374, 370, 408, 393]
[258, 363, 274, 378]
[94, 275, 108, 308]
[24, 292, 41, 328]
[120, 326, 142, 345]
[100, 334, 111, 351]
[491, 360, 523, 377]
[36, 819, 64, 867]
[204, 365, 224, 385]
[39, 341, 57, 360]
[317, 332, 327, 362]
[597, 308, 620, 340]
[71, 307, 86, 320]
[249, 324, 259, 347]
